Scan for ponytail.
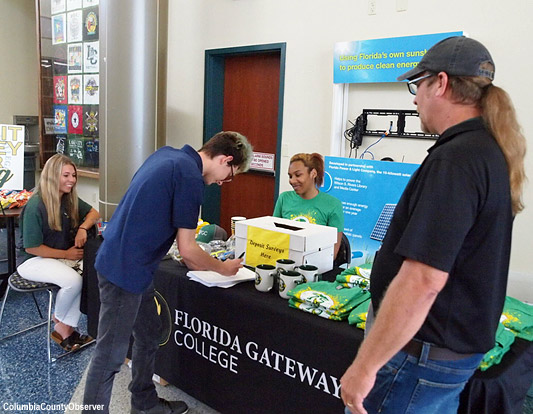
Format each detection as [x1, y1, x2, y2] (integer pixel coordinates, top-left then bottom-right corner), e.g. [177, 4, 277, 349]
[449, 73, 527, 215]
[481, 85, 527, 215]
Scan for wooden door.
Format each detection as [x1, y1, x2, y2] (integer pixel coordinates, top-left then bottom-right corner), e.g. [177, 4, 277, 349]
[219, 53, 280, 234]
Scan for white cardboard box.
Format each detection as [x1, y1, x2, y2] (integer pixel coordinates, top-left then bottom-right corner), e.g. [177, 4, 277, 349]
[234, 216, 337, 273]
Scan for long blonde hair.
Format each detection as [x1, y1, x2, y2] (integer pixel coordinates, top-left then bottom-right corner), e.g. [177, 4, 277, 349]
[34, 154, 80, 230]
[448, 69, 527, 215]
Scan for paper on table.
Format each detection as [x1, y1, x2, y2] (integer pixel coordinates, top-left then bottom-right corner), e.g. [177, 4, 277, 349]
[186, 267, 255, 288]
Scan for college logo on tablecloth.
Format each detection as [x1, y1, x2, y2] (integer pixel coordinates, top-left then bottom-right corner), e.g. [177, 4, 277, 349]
[155, 290, 172, 346]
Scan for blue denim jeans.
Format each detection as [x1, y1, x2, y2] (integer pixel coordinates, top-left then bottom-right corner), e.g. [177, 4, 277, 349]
[345, 343, 483, 414]
[83, 273, 161, 414]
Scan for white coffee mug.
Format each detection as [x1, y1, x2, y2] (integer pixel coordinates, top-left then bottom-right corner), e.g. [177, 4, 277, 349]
[276, 258, 295, 274]
[278, 269, 305, 299]
[255, 264, 276, 292]
[296, 264, 319, 283]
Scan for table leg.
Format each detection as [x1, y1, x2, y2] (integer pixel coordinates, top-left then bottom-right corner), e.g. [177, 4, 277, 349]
[6, 217, 15, 275]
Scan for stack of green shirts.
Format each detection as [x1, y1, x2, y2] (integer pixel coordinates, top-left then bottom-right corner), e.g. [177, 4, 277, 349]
[288, 281, 370, 321]
[348, 299, 372, 330]
[500, 296, 533, 340]
[479, 296, 533, 371]
[335, 266, 371, 289]
[479, 324, 516, 371]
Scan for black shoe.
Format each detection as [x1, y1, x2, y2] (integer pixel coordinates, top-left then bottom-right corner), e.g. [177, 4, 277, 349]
[71, 330, 94, 345]
[130, 398, 189, 414]
[51, 331, 81, 352]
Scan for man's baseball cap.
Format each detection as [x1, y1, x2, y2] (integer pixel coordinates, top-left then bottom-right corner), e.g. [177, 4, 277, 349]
[397, 36, 495, 81]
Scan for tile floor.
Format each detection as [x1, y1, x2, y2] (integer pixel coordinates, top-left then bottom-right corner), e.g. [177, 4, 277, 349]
[0, 288, 219, 414]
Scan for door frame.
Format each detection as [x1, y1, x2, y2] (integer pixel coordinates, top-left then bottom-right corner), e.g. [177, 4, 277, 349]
[202, 43, 286, 225]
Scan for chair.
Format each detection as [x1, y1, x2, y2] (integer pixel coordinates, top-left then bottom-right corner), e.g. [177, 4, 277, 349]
[0, 271, 58, 363]
[333, 232, 352, 268]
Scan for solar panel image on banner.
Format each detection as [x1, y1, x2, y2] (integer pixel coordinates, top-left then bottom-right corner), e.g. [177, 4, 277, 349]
[370, 203, 397, 242]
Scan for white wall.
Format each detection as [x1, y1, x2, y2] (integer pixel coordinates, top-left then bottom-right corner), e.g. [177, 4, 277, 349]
[0, 0, 39, 123]
[166, 0, 533, 300]
[4, 1, 530, 299]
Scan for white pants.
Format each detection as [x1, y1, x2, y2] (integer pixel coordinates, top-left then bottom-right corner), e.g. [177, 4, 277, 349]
[17, 257, 83, 328]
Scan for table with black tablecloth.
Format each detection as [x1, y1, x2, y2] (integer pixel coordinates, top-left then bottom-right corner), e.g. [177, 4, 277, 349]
[81, 237, 362, 413]
[81, 238, 533, 414]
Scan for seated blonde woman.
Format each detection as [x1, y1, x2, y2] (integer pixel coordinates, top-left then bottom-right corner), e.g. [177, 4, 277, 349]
[273, 153, 344, 259]
[18, 154, 100, 352]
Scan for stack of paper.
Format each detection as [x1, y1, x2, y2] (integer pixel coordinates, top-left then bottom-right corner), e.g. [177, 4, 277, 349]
[187, 267, 255, 288]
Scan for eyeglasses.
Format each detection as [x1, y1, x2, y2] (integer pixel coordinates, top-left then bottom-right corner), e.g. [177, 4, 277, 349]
[406, 73, 434, 95]
[220, 163, 235, 183]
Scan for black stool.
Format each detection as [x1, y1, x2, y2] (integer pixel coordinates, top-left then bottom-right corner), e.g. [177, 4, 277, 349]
[0, 271, 59, 363]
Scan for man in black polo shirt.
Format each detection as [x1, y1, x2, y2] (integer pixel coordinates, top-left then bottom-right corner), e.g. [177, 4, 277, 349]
[340, 36, 527, 414]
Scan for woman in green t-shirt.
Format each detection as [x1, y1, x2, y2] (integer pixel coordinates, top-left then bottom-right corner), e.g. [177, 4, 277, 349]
[273, 153, 344, 259]
[18, 154, 100, 352]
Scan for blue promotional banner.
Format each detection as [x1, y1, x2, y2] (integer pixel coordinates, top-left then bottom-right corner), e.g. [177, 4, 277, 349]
[322, 157, 419, 267]
[333, 31, 463, 84]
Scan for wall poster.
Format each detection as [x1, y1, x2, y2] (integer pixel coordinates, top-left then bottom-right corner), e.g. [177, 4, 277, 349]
[68, 43, 83, 73]
[83, 74, 99, 105]
[67, 9, 83, 42]
[323, 157, 419, 267]
[0, 125, 25, 190]
[52, 14, 66, 45]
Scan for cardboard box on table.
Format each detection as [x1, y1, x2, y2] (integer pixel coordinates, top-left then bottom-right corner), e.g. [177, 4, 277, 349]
[234, 216, 337, 273]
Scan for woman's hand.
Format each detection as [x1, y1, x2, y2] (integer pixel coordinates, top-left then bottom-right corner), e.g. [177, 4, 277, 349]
[64, 245, 84, 260]
[75, 228, 88, 248]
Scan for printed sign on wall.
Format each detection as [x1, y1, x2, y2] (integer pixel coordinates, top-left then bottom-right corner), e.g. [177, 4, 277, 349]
[333, 31, 463, 83]
[51, 0, 66, 15]
[83, 74, 99, 104]
[67, 9, 83, 42]
[68, 105, 83, 134]
[323, 157, 419, 266]
[54, 105, 68, 134]
[83, 41, 99, 73]
[83, 7, 99, 41]
[52, 13, 67, 45]
[54, 75, 68, 104]
[83, 105, 99, 137]
[0, 125, 25, 190]
[68, 75, 83, 104]
[250, 152, 275, 172]
[68, 43, 83, 73]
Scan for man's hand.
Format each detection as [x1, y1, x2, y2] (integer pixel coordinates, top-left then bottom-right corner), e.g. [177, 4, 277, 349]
[340, 360, 376, 414]
[177, 228, 245, 274]
[340, 259, 449, 414]
[218, 258, 243, 276]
